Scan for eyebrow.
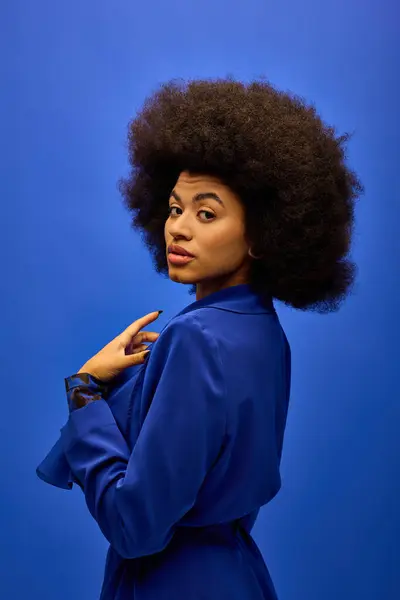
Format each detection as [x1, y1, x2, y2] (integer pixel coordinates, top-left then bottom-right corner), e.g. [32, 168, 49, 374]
[170, 190, 225, 207]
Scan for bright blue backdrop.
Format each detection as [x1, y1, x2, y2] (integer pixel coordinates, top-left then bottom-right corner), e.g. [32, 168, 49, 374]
[1, 1, 398, 599]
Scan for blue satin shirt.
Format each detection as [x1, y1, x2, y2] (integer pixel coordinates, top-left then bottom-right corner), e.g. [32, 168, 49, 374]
[37, 284, 291, 599]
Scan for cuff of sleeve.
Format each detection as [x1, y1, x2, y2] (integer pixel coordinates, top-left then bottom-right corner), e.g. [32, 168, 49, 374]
[60, 399, 116, 453]
[65, 372, 109, 412]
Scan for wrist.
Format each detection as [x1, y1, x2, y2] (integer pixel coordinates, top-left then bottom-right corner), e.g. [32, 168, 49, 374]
[65, 372, 108, 412]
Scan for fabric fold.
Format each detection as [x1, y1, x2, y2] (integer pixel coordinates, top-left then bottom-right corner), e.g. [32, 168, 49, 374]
[36, 435, 75, 490]
[36, 368, 134, 490]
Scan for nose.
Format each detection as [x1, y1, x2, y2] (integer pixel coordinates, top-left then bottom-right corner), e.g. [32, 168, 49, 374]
[166, 213, 192, 239]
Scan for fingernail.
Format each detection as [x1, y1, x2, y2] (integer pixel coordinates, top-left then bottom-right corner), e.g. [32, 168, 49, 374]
[143, 350, 151, 361]
[157, 310, 164, 315]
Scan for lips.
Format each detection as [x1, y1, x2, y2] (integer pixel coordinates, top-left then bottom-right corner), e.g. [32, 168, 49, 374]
[168, 244, 194, 257]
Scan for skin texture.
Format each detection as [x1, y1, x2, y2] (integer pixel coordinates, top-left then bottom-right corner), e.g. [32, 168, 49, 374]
[164, 171, 253, 301]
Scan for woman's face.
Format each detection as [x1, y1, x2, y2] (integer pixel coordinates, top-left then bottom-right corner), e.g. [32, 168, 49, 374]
[164, 171, 252, 300]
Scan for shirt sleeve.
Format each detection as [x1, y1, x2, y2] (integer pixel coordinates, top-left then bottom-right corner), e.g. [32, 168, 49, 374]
[65, 372, 109, 412]
[35, 369, 137, 490]
[59, 314, 227, 559]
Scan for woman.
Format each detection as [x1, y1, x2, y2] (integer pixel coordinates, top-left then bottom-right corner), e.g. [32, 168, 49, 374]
[37, 77, 363, 599]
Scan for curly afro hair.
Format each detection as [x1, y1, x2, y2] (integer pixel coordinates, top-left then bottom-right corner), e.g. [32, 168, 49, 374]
[118, 76, 364, 313]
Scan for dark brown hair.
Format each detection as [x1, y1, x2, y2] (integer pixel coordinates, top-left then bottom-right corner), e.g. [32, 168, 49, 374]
[119, 77, 364, 313]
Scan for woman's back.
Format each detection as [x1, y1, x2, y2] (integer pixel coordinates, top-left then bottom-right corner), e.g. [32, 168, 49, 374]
[37, 284, 291, 600]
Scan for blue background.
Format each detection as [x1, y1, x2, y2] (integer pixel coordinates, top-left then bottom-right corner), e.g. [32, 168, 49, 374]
[1, 1, 398, 598]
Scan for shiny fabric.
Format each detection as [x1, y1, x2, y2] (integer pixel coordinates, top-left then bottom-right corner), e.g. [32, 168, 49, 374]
[37, 284, 291, 599]
[65, 371, 109, 411]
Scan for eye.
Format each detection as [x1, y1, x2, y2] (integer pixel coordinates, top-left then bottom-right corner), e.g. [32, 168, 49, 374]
[198, 209, 215, 221]
[167, 206, 215, 221]
[167, 206, 180, 217]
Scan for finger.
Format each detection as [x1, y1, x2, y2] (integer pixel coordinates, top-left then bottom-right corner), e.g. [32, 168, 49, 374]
[122, 349, 151, 368]
[125, 343, 148, 356]
[119, 312, 161, 346]
[125, 333, 159, 354]
[130, 331, 160, 345]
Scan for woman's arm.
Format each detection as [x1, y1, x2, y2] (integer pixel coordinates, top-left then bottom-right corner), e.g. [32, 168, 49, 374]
[60, 315, 227, 559]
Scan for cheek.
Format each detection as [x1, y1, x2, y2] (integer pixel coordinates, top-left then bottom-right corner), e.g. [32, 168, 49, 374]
[213, 221, 245, 247]
[204, 229, 246, 260]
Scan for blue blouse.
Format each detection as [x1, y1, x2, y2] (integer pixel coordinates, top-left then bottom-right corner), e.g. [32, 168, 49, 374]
[37, 284, 291, 600]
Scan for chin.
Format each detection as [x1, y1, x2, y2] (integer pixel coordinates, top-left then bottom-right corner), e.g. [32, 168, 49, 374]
[169, 273, 197, 285]
[168, 271, 197, 284]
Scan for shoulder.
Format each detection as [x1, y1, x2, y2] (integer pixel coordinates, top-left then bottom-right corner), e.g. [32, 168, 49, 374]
[157, 311, 218, 352]
[148, 311, 224, 375]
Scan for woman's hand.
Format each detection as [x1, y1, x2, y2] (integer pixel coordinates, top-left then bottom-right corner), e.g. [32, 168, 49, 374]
[77, 311, 162, 383]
